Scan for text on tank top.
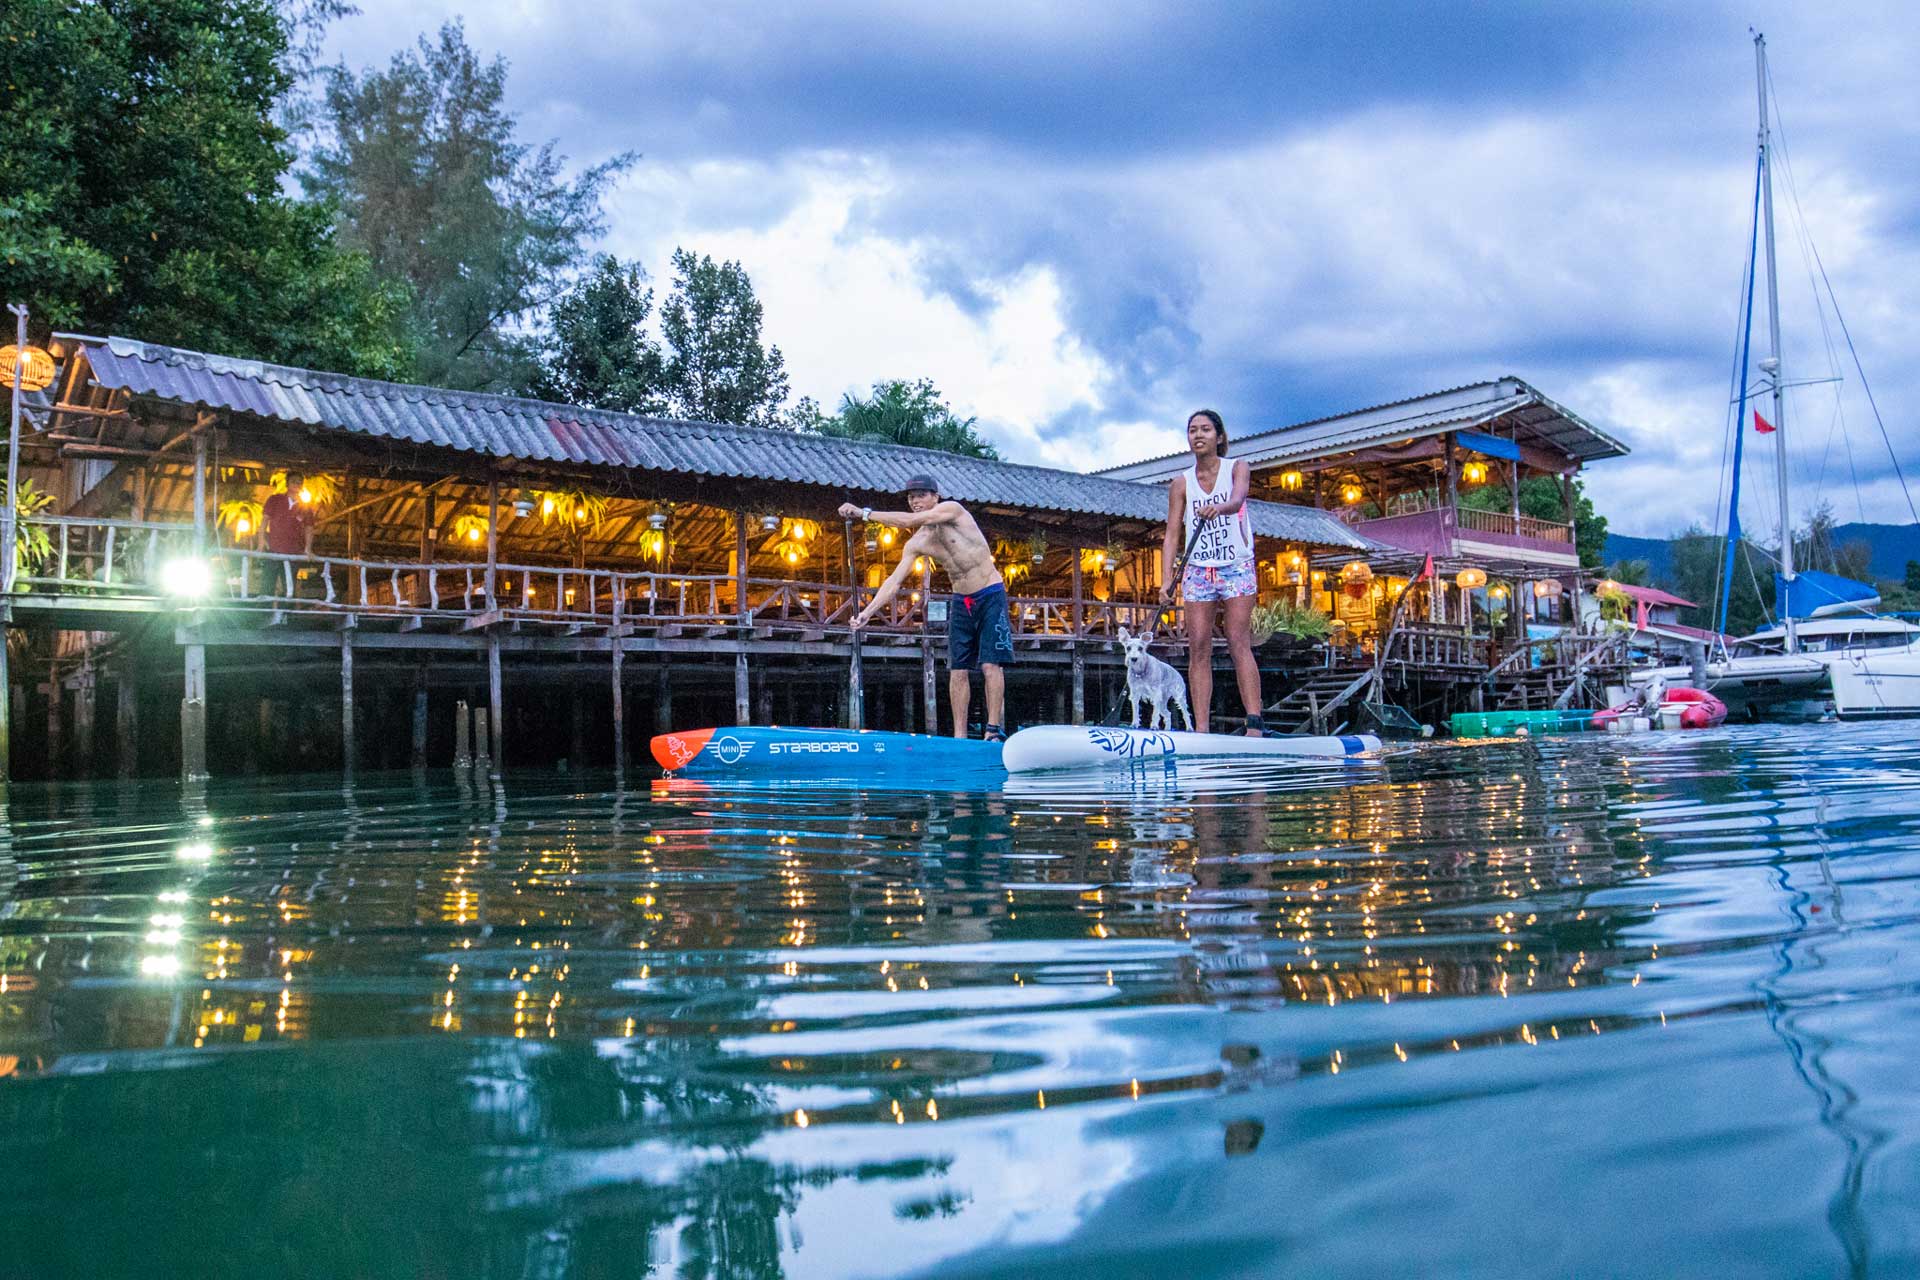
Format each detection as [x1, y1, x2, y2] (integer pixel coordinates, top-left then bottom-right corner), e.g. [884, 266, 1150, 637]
[1181, 461, 1255, 568]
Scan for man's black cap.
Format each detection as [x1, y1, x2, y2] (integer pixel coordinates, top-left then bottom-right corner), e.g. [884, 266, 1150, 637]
[903, 473, 940, 495]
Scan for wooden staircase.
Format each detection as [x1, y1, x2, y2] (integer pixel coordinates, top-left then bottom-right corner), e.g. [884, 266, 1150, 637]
[1264, 664, 1375, 734]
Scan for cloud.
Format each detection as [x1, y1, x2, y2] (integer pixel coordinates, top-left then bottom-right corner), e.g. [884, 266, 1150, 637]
[321, 1, 1920, 536]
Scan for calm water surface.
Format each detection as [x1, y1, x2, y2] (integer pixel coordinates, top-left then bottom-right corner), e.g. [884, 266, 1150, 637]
[4, 723, 1920, 1278]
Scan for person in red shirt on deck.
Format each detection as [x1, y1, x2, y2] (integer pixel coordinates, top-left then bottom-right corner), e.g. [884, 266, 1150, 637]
[261, 471, 312, 556]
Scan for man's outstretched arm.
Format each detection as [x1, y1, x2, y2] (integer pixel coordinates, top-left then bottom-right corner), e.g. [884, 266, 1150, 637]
[838, 499, 962, 530]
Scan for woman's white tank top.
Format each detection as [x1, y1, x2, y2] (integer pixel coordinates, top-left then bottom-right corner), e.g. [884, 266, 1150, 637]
[1181, 461, 1255, 568]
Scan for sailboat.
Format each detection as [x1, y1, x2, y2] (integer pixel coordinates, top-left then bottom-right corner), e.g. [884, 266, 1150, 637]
[1628, 33, 1920, 721]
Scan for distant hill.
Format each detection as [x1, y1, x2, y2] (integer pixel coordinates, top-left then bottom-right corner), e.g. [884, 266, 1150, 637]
[1604, 522, 1920, 584]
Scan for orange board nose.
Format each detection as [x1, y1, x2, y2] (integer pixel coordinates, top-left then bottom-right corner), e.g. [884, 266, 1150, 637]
[650, 729, 714, 772]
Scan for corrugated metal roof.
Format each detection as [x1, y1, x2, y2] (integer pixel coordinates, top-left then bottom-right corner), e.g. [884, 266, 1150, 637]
[69, 335, 1372, 550]
[1097, 377, 1630, 481]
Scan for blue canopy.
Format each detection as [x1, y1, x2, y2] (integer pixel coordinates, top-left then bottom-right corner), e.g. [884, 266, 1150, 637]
[1456, 430, 1522, 462]
[1776, 570, 1880, 619]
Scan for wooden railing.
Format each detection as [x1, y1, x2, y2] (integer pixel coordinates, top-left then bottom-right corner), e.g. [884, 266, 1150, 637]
[16, 515, 193, 594]
[1455, 506, 1573, 545]
[1382, 622, 1479, 669]
[14, 514, 1188, 642]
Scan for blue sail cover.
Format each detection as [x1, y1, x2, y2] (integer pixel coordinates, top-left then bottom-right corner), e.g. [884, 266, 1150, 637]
[1777, 570, 1881, 619]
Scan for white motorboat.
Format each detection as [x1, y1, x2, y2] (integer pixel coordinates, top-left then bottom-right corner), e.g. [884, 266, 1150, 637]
[1628, 616, 1920, 719]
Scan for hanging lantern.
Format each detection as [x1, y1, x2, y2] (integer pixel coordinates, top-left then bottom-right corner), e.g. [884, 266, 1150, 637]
[541, 496, 557, 518]
[761, 513, 781, 533]
[1340, 561, 1373, 600]
[1489, 585, 1509, 602]
[1099, 551, 1118, 573]
[647, 510, 669, 532]
[1455, 567, 1487, 590]
[1339, 481, 1365, 505]
[0, 344, 55, 392]
[1462, 459, 1488, 485]
[1278, 468, 1304, 492]
[512, 495, 535, 518]
[1534, 578, 1564, 598]
[640, 529, 667, 562]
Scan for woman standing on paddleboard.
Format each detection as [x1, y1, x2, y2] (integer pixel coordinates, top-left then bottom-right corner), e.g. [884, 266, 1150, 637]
[1158, 409, 1264, 735]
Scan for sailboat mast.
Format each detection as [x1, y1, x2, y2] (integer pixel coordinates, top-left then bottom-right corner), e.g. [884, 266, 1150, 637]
[1756, 32, 1797, 651]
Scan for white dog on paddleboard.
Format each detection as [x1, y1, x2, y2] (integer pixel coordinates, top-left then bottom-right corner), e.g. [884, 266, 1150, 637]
[1118, 627, 1193, 731]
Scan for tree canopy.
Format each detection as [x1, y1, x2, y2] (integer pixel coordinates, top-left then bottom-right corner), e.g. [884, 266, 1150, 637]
[658, 249, 791, 426]
[527, 256, 667, 413]
[0, 0, 409, 376]
[305, 21, 631, 392]
[801, 379, 1000, 459]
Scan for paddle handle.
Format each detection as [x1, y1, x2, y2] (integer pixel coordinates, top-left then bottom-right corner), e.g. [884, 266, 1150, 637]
[1167, 512, 1214, 590]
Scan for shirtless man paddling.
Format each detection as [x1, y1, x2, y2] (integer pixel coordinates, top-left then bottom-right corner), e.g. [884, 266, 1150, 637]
[841, 474, 1013, 741]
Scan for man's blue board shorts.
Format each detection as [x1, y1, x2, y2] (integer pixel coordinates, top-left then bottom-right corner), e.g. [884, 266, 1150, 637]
[949, 582, 1014, 670]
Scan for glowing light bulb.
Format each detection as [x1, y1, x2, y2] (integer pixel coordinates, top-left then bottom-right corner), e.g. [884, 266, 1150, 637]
[234, 517, 251, 536]
[468, 527, 482, 543]
[297, 486, 313, 505]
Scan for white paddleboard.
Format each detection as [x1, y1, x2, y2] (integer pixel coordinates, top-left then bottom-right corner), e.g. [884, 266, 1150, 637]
[1001, 724, 1382, 772]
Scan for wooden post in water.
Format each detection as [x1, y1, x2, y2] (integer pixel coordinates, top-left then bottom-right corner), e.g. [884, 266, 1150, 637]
[654, 662, 672, 734]
[74, 661, 95, 775]
[734, 508, 751, 726]
[472, 706, 490, 770]
[1690, 640, 1708, 688]
[340, 631, 355, 773]
[843, 521, 864, 730]
[1070, 548, 1086, 725]
[486, 635, 504, 766]
[116, 667, 138, 779]
[181, 643, 207, 781]
[610, 589, 626, 770]
[410, 670, 428, 770]
[453, 698, 472, 767]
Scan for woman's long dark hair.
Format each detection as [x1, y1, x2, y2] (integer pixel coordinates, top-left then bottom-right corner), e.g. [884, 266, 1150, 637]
[1189, 409, 1228, 456]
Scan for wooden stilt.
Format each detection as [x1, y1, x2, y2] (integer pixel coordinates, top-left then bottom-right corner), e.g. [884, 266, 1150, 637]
[653, 661, 672, 734]
[1070, 548, 1086, 725]
[340, 631, 355, 773]
[487, 635, 503, 766]
[45, 667, 63, 777]
[735, 652, 750, 726]
[844, 521, 864, 730]
[116, 668, 138, 779]
[181, 643, 207, 781]
[74, 662, 95, 775]
[411, 667, 428, 769]
[472, 705, 490, 770]
[610, 588, 626, 770]
[453, 698, 472, 767]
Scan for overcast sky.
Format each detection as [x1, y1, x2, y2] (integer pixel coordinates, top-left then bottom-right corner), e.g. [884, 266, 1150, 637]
[322, 1, 1920, 538]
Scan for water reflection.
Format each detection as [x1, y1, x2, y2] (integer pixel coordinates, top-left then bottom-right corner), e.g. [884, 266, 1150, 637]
[3, 724, 1920, 1276]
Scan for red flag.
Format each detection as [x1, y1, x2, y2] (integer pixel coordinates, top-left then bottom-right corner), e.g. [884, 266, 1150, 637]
[1754, 409, 1776, 434]
[1418, 553, 1434, 582]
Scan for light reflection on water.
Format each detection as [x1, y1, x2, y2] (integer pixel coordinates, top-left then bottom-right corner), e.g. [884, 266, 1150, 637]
[3, 724, 1920, 1277]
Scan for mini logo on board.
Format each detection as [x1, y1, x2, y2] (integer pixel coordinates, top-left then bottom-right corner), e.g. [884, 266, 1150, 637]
[714, 736, 753, 765]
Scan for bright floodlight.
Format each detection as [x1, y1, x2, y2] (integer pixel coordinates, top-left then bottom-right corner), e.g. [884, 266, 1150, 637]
[160, 557, 212, 599]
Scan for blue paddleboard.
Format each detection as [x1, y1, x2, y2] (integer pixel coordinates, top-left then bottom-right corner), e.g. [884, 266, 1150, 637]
[651, 726, 1004, 777]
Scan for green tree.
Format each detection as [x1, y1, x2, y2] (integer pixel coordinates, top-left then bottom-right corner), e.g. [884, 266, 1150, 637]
[803, 378, 1000, 459]
[1458, 474, 1609, 569]
[1604, 558, 1652, 586]
[1664, 525, 1773, 636]
[0, 0, 409, 377]
[1906, 560, 1920, 594]
[307, 22, 632, 392]
[660, 248, 791, 426]
[527, 256, 667, 412]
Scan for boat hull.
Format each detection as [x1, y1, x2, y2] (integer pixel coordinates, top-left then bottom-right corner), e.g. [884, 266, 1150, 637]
[1002, 725, 1381, 773]
[651, 727, 1004, 776]
[1830, 655, 1920, 720]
